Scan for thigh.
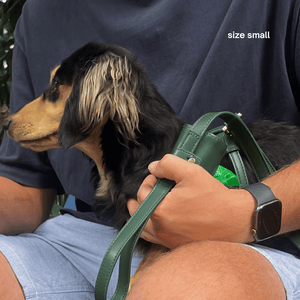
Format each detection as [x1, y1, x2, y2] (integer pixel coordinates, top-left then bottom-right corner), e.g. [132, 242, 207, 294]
[0, 251, 25, 300]
[0, 233, 95, 299]
[127, 241, 287, 300]
[0, 215, 143, 299]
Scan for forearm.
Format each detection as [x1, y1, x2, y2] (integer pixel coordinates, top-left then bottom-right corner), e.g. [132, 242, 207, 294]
[0, 176, 56, 235]
[262, 159, 300, 235]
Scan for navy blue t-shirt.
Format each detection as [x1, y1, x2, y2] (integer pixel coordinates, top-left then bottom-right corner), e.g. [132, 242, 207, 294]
[0, 0, 300, 225]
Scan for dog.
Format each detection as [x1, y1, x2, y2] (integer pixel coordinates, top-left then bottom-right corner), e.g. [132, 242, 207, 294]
[3, 42, 300, 289]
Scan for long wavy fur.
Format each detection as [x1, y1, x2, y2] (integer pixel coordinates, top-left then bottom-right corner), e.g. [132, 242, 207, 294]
[57, 43, 184, 253]
[78, 52, 140, 140]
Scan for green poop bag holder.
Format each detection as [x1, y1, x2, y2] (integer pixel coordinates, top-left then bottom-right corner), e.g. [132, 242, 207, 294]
[94, 111, 297, 300]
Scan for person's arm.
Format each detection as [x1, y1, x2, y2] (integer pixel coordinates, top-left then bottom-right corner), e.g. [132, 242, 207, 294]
[127, 154, 300, 248]
[0, 176, 56, 235]
[262, 159, 300, 235]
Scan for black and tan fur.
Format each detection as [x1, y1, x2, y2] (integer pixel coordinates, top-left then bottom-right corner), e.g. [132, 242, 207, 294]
[4, 43, 184, 251]
[3, 42, 300, 287]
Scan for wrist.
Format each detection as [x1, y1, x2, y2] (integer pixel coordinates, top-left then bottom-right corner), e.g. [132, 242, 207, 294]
[233, 188, 256, 243]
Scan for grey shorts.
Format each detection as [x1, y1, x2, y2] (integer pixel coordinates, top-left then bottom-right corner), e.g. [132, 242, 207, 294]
[0, 214, 143, 299]
[1, 214, 300, 299]
[246, 243, 300, 299]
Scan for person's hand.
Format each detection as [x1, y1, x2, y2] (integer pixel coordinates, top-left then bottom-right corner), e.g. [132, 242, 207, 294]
[127, 154, 256, 249]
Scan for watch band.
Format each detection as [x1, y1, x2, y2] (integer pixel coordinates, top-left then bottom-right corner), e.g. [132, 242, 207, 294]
[243, 182, 276, 206]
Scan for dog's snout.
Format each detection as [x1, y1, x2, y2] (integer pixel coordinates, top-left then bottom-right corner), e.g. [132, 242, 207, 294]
[2, 118, 11, 131]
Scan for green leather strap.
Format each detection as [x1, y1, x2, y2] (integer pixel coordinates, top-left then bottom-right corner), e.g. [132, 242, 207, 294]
[223, 131, 249, 187]
[228, 151, 249, 187]
[95, 178, 175, 300]
[210, 126, 248, 187]
[189, 112, 275, 179]
[94, 111, 276, 300]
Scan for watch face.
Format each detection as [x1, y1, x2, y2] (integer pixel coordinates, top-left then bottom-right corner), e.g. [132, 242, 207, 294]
[256, 200, 282, 240]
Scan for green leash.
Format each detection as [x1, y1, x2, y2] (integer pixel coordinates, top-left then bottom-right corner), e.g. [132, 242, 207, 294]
[94, 111, 300, 300]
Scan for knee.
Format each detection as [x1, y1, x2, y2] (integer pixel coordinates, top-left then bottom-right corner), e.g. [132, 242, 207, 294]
[127, 241, 286, 300]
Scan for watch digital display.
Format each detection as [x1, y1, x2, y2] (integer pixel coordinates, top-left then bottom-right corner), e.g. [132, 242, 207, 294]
[256, 200, 282, 240]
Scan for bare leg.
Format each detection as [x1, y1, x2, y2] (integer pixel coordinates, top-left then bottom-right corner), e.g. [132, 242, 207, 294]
[0, 251, 25, 300]
[127, 241, 286, 300]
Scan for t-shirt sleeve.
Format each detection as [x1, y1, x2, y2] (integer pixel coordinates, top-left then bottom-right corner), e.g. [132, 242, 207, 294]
[0, 13, 64, 194]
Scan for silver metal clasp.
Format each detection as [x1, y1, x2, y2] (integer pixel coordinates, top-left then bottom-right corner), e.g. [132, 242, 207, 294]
[187, 157, 196, 164]
[222, 125, 232, 136]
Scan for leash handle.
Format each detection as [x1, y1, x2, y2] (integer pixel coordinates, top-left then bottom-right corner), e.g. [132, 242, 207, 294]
[184, 111, 275, 180]
[95, 111, 276, 300]
[95, 178, 175, 300]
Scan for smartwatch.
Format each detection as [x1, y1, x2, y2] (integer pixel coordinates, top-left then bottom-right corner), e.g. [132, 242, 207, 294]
[243, 182, 282, 242]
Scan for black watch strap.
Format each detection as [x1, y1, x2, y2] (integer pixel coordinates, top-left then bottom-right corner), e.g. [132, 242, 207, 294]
[243, 182, 276, 206]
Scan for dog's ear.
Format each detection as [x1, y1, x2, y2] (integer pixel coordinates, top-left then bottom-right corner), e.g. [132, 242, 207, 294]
[58, 51, 141, 149]
[78, 51, 140, 140]
[58, 89, 90, 149]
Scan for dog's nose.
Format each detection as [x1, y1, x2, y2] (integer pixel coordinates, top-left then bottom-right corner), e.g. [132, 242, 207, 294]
[2, 118, 11, 131]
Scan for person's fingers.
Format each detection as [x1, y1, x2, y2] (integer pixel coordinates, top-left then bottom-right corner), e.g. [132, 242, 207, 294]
[127, 198, 163, 244]
[127, 198, 140, 217]
[139, 227, 162, 244]
[127, 174, 157, 217]
[136, 174, 157, 203]
[127, 172, 169, 244]
[148, 154, 199, 183]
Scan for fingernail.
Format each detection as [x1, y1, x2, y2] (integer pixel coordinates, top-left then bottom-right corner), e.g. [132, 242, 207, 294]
[148, 161, 158, 172]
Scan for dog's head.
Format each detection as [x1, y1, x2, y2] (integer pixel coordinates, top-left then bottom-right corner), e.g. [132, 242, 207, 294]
[4, 43, 143, 152]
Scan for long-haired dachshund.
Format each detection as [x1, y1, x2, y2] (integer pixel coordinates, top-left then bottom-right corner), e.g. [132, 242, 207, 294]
[3, 42, 300, 288]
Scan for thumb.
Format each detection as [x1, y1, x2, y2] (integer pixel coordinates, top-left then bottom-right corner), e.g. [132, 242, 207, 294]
[148, 154, 190, 183]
